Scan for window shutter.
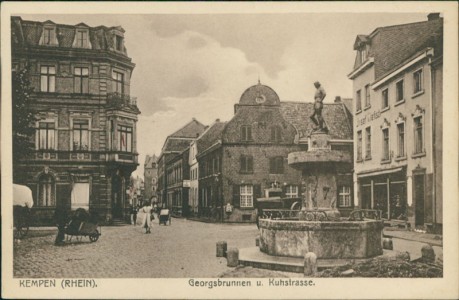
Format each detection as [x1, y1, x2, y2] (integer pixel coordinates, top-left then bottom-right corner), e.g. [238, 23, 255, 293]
[278, 157, 284, 174]
[240, 156, 245, 172]
[248, 126, 252, 140]
[233, 185, 240, 208]
[269, 158, 274, 173]
[253, 184, 261, 199]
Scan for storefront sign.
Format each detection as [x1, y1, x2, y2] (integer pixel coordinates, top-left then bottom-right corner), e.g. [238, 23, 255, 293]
[356, 109, 382, 127]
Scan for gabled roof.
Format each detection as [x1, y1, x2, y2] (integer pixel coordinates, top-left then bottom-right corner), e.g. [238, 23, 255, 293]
[352, 17, 443, 81]
[169, 118, 207, 138]
[162, 138, 195, 153]
[144, 154, 157, 167]
[196, 121, 227, 154]
[279, 102, 353, 140]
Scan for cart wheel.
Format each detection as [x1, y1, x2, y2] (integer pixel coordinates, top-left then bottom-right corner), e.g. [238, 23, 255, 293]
[89, 230, 99, 242]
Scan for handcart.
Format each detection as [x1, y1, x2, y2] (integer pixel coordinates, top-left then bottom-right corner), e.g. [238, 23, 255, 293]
[158, 209, 171, 226]
[13, 184, 34, 239]
[65, 208, 101, 242]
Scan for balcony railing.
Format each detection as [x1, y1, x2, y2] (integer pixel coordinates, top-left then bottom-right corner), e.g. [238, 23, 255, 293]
[106, 92, 138, 110]
[30, 150, 138, 164]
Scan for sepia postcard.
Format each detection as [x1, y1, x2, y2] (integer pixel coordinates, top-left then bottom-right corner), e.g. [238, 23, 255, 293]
[1, 1, 458, 299]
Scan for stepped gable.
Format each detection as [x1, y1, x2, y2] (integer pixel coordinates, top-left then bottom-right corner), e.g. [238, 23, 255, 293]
[280, 102, 353, 140]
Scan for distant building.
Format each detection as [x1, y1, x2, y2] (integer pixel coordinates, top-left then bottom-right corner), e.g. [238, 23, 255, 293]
[11, 17, 140, 224]
[157, 119, 207, 216]
[144, 154, 158, 201]
[195, 82, 353, 222]
[348, 13, 443, 232]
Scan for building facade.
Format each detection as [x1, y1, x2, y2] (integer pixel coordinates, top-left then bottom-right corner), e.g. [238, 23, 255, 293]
[11, 17, 140, 224]
[195, 83, 354, 222]
[143, 154, 158, 201]
[348, 13, 443, 232]
[156, 119, 206, 216]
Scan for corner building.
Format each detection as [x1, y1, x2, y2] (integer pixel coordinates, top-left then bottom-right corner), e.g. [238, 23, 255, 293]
[348, 14, 443, 232]
[11, 17, 140, 224]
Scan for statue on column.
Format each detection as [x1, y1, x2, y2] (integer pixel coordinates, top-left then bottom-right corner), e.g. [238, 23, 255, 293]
[310, 81, 328, 133]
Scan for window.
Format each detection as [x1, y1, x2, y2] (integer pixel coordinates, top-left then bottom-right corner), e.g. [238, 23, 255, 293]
[38, 174, 55, 206]
[38, 122, 55, 150]
[240, 155, 253, 173]
[76, 30, 88, 48]
[365, 127, 371, 159]
[43, 27, 55, 45]
[40, 66, 55, 92]
[240, 185, 253, 208]
[113, 71, 124, 93]
[357, 130, 362, 161]
[356, 90, 362, 111]
[364, 84, 370, 108]
[269, 156, 284, 174]
[414, 117, 423, 154]
[73, 119, 89, 150]
[74, 67, 89, 94]
[382, 88, 389, 109]
[359, 49, 367, 64]
[413, 69, 423, 94]
[285, 185, 298, 198]
[396, 80, 404, 102]
[118, 125, 133, 152]
[270, 126, 281, 142]
[338, 186, 351, 207]
[241, 125, 252, 141]
[382, 128, 390, 161]
[397, 123, 405, 157]
[116, 35, 123, 51]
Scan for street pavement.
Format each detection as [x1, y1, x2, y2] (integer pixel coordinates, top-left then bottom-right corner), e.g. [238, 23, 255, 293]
[13, 218, 443, 278]
[13, 217, 259, 278]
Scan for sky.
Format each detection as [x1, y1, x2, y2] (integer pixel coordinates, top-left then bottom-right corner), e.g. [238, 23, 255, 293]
[21, 12, 428, 177]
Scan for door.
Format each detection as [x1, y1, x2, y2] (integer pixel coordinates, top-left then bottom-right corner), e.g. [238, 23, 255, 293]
[414, 174, 425, 226]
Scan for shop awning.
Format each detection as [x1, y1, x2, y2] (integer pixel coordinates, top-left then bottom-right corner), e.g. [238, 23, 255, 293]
[357, 167, 404, 178]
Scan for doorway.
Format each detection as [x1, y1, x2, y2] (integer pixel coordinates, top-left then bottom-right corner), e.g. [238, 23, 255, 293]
[413, 173, 425, 226]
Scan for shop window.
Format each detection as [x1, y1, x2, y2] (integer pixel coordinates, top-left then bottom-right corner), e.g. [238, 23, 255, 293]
[365, 127, 371, 160]
[285, 185, 298, 198]
[240, 185, 253, 208]
[40, 66, 55, 92]
[73, 119, 89, 150]
[240, 155, 253, 173]
[269, 156, 284, 174]
[356, 90, 362, 112]
[118, 125, 133, 152]
[74, 67, 89, 94]
[413, 69, 423, 94]
[38, 122, 55, 150]
[382, 88, 389, 109]
[241, 125, 252, 141]
[396, 79, 404, 102]
[38, 174, 55, 206]
[338, 186, 351, 207]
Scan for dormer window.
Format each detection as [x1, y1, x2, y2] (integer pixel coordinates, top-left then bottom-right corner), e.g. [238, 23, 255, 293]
[40, 25, 57, 46]
[73, 26, 91, 49]
[115, 35, 123, 51]
[359, 48, 367, 64]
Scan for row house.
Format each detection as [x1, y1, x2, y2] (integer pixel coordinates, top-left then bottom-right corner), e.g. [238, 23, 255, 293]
[156, 119, 206, 216]
[194, 82, 354, 223]
[348, 13, 443, 232]
[11, 17, 140, 224]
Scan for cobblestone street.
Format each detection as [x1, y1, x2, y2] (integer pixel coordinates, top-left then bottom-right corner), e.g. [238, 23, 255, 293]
[14, 217, 259, 278]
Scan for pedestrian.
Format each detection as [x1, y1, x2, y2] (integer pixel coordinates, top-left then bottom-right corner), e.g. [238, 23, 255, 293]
[140, 201, 152, 234]
[53, 206, 68, 246]
[130, 203, 138, 225]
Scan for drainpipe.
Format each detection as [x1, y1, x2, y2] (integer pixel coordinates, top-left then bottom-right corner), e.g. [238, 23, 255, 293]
[428, 55, 436, 228]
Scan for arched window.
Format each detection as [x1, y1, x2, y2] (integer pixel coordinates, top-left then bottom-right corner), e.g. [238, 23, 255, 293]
[38, 174, 55, 206]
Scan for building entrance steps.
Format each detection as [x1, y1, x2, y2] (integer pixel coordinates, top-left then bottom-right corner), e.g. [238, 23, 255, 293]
[238, 247, 376, 273]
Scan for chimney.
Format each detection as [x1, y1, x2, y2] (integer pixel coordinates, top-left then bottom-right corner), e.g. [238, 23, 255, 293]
[334, 96, 342, 103]
[428, 13, 440, 21]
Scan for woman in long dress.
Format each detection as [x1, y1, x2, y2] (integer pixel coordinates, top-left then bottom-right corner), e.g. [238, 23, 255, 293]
[140, 202, 152, 234]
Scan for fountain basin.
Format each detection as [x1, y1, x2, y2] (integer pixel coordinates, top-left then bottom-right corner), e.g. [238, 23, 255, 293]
[258, 218, 383, 259]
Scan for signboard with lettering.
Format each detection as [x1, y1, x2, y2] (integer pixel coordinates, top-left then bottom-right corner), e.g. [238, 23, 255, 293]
[356, 109, 382, 127]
